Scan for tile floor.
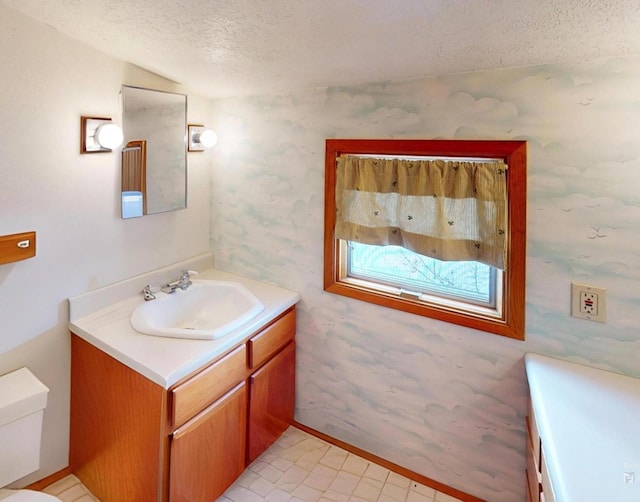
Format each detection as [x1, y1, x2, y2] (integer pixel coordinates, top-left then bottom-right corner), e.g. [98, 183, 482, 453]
[42, 474, 98, 501]
[44, 427, 464, 502]
[220, 427, 462, 502]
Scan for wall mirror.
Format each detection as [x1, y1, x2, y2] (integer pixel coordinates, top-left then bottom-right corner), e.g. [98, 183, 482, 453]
[121, 85, 187, 218]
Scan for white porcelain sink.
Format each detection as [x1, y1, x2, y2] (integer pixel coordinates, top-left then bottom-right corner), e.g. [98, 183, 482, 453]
[130, 280, 264, 340]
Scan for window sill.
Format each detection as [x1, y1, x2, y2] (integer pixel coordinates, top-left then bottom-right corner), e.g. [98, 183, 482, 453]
[325, 280, 523, 340]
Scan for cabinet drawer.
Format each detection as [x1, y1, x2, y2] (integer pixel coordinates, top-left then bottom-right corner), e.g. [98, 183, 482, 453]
[528, 400, 541, 470]
[248, 309, 295, 370]
[526, 473, 534, 502]
[541, 446, 556, 502]
[171, 345, 247, 428]
[526, 450, 540, 502]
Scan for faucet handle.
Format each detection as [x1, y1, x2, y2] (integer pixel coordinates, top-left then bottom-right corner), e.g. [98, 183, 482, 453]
[177, 270, 196, 290]
[141, 285, 156, 301]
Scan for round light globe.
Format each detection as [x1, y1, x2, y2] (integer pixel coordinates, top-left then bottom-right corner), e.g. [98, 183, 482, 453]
[96, 123, 124, 150]
[199, 129, 217, 148]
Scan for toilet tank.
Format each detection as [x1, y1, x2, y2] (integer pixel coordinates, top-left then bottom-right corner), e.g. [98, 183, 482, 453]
[0, 367, 49, 487]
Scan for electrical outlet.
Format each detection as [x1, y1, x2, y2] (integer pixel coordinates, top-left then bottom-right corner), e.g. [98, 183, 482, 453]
[580, 291, 597, 315]
[571, 282, 606, 322]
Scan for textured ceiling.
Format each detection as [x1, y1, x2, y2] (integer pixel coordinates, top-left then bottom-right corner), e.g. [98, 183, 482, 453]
[3, 0, 640, 98]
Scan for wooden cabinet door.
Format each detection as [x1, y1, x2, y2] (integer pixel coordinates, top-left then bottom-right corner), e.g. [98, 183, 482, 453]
[170, 382, 247, 502]
[70, 335, 166, 502]
[247, 342, 295, 463]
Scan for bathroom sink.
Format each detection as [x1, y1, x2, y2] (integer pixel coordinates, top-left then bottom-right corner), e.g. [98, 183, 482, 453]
[130, 280, 264, 340]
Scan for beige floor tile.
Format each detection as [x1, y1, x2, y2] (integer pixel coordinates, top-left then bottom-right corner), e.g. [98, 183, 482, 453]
[224, 485, 265, 502]
[407, 489, 435, 502]
[296, 448, 331, 471]
[435, 491, 464, 502]
[259, 446, 284, 463]
[271, 457, 294, 472]
[278, 464, 310, 491]
[409, 482, 436, 498]
[42, 475, 81, 495]
[341, 454, 369, 477]
[326, 471, 360, 496]
[363, 462, 390, 483]
[259, 464, 286, 484]
[291, 483, 324, 502]
[352, 477, 383, 501]
[380, 480, 409, 501]
[56, 483, 92, 502]
[265, 488, 293, 502]
[387, 471, 411, 489]
[250, 476, 278, 497]
[378, 496, 401, 502]
[72, 496, 98, 502]
[237, 469, 263, 488]
[303, 464, 339, 491]
[298, 437, 331, 452]
[250, 459, 273, 474]
[321, 489, 351, 502]
[319, 446, 349, 470]
[281, 439, 327, 463]
[278, 428, 310, 447]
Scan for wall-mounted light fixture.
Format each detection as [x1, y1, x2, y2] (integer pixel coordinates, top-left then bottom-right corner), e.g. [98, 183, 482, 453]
[81, 116, 124, 154]
[188, 124, 217, 152]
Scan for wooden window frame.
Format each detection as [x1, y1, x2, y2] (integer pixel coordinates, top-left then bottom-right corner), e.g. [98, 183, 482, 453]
[324, 139, 526, 340]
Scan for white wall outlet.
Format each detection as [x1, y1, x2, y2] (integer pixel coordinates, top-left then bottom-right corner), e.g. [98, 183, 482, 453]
[571, 282, 607, 322]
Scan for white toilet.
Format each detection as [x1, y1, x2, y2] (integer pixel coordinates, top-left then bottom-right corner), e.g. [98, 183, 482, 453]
[0, 367, 61, 501]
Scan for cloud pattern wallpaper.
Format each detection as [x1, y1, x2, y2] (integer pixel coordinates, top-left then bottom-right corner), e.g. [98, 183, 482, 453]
[209, 56, 640, 501]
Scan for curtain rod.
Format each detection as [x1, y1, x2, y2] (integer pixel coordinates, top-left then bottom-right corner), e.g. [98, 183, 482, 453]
[340, 153, 505, 163]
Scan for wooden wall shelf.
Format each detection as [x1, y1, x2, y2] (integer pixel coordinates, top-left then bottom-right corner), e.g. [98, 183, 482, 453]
[0, 231, 36, 265]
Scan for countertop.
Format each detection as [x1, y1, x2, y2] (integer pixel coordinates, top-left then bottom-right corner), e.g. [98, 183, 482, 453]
[68, 253, 300, 388]
[525, 353, 640, 502]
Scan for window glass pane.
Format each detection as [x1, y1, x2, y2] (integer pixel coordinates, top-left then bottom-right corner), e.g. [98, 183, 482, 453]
[347, 241, 495, 307]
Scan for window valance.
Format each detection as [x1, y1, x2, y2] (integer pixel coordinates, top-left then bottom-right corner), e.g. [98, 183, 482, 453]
[334, 156, 508, 269]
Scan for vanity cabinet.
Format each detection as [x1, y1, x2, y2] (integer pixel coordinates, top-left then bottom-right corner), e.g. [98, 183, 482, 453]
[70, 307, 296, 502]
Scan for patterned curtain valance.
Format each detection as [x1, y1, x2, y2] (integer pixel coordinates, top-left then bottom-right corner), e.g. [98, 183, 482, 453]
[334, 156, 508, 269]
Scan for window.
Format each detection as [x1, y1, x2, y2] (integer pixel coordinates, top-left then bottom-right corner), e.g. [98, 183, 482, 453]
[324, 139, 526, 340]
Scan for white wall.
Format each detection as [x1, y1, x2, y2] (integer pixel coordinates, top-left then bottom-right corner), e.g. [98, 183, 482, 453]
[209, 58, 640, 500]
[0, 5, 212, 485]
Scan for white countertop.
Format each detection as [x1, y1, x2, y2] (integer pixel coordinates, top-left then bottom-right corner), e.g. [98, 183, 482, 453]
[525, 353, 640, 502]
[68, 253, 300, 389]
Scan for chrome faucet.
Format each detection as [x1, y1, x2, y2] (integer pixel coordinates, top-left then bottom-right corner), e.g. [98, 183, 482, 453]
[161, 270, 194, 294]
[140, 270, 196, 301]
